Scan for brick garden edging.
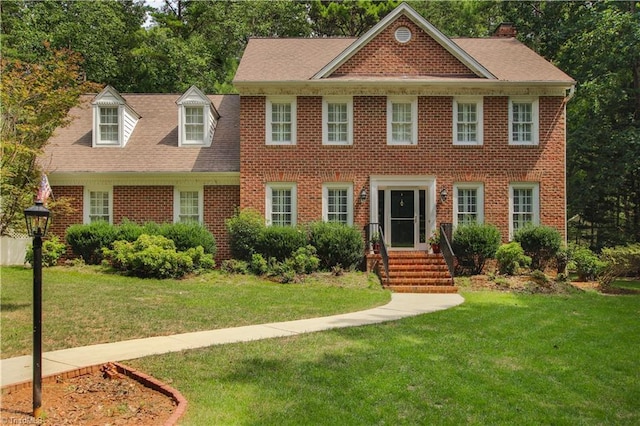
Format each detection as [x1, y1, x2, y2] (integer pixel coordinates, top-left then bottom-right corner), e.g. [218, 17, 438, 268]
[1, 361, 187, 426]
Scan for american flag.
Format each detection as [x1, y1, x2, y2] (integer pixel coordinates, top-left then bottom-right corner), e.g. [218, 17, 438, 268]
[37, 174, 52, 205]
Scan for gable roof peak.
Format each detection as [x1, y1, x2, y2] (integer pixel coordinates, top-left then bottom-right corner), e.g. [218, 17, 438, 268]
[312, 1, 495, 80]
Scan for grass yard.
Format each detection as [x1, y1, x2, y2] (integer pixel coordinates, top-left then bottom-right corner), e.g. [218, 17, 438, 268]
[129, 290, 640, 425]
[0, 266, 389, 358]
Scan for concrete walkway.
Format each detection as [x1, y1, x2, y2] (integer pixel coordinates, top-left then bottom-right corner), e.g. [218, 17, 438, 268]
[1, 293, 464, 387]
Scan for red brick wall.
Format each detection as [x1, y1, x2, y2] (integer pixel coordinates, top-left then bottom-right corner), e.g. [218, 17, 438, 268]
[48, 184, 240, 264]
[113, 186, 174, 224]
[239, 95, 567, 242]
[204, 185, 240, 263]
[334, 16, 472, 76]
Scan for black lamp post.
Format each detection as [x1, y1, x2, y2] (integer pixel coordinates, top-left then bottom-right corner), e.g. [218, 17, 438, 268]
[24, 200, 50, 419]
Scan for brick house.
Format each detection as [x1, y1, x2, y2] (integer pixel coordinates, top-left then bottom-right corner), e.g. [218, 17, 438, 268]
[44, 3, 574, 288]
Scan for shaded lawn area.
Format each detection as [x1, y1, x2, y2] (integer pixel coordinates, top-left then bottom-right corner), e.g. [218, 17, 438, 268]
[0, 266, 389, 358]
[130, 291, 640, 425]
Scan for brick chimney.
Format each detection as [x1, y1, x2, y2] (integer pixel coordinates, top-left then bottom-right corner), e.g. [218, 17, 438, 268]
[493, 22, 517, 38]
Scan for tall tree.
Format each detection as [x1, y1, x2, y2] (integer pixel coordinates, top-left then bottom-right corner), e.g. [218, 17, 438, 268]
[308, 0, 398, 36]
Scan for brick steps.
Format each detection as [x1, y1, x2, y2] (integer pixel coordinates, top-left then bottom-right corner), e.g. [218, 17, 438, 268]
[376, 251, 457, 293]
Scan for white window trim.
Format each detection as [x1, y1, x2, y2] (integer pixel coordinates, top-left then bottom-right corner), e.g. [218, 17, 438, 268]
[266, 97, 297, 145]
[322, 97, 353, 146]
[453, 183, 484, 227]
[83, 186, 113, 224]
[387, 96, 418, 145]
[93, 105, 122, 146]
[179, 104, 210, 147]
[453, 97, 483, 145]
[322, 183, 354, 225]
[509, 97, 539, 146]
[509, 182, 540, 239]
[266, 183, 297, 226]
[173, 186, 204, 223]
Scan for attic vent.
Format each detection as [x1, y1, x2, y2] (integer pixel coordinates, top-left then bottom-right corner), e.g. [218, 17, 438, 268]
[395, 26, 412, 43]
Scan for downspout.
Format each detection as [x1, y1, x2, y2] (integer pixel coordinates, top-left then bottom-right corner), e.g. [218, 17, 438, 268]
[563, 85, 576, 244]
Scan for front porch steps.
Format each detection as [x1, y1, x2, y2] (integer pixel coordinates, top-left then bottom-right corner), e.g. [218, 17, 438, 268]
[370, 251, 457, 293]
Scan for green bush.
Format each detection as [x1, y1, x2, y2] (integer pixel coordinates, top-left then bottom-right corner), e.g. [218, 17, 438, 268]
[451, 224, 501, 275]
[159, 222, 216, 255]
[514, 225, 562, 271]
[570, 245, 606, 281]
[257, 225, 307, 261]
[103, 234, 214, 279]
[114, 219, 145, 242]
[600, 244, 640, 278]
[308, 222, 364, 270]
[25, 235, 67, 267]
[221, 259, 249, 274]
[225, 209, 266, 261]
[495, 242, 531, 275]
[249, 253, 269, 275]
[66, 221, 118, 264]
[288, 245, 320, 274]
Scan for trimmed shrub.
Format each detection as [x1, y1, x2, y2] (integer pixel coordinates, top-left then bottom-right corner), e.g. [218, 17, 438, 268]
[495, 242, 531, 275]
[66, 221, 118, 264]
[452, 224, 501, 275]
[514, 225, 562, 271]
[225, 209, 266, 261]
[257, 225, 307, 261]
[570, 245, 606, 281]
[114, 219, 145, 242]
[308, 221, 364, 270]
[103, 234, 214, 279]
[159, 222, 216, 255]
[25, 235, 66, 267]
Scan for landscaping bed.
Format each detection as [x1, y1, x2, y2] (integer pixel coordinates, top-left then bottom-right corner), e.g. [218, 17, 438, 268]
[1, 362, 184, 425]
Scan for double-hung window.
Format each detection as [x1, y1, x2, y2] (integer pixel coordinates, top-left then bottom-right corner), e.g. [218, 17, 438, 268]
[509, 183, 540, 237]
[266, 97, 296, 145]
[85, 187, 112, 224]
[98, 107, 120, 145]
[323, 97, 353, 145]
[387, 97, 417, 145]
[453, 98, 483, 145]
[266, 183, 297, 226]
[184, 106, 205, 144]
[454, 183, 484, 226]
[174, 188, 202, 223]
[322, 184, 353, 225]
[509, 98, 539, 145]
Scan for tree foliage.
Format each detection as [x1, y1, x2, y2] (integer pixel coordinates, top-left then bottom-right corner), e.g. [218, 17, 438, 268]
[0, 48, 98, 235]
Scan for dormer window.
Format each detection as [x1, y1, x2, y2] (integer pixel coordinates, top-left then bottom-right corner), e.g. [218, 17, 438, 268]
[99, 107, 119, 144]
[92, 86, 140, 148]
[185, 106, 205, 143]
[177, 86, 219, 147]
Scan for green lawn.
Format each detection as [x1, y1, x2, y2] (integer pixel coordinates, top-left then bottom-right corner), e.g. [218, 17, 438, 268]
[4, 266, 639, 424]
[129, 290, 640, 425]
[0, 266, 389, 358]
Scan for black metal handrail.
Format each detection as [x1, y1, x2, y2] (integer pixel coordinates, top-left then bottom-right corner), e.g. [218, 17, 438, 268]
[367, 222, 389, 282]
[440, 223, 455, 279]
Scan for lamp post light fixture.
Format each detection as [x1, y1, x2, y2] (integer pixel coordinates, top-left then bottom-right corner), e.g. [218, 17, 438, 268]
[24, 200, 50, 419]
[439, 188, 448, 204]
[359, 187, 368, 202]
